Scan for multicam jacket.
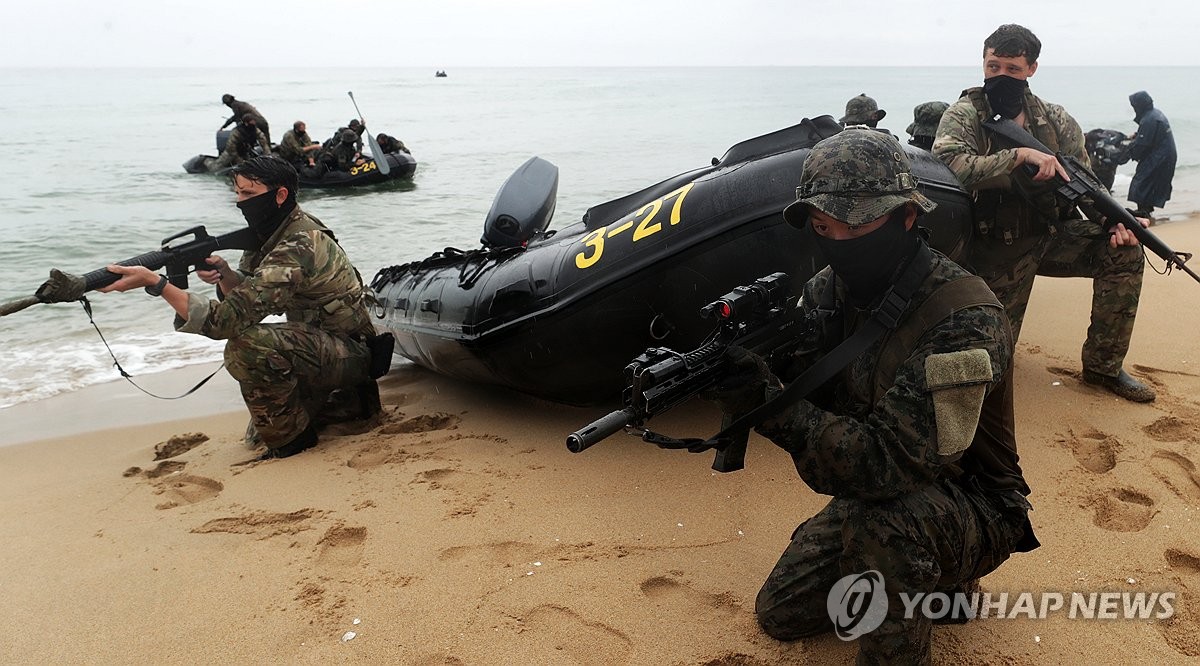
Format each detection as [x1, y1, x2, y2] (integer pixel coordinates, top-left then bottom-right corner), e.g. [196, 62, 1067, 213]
[176, 207, 375, 341]
[757, 248, 1026, 502]
[278, 129, 315, 164]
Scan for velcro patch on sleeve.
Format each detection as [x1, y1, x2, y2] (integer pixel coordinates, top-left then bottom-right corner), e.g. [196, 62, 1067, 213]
[257, 265, 300, 286]
[925, 348, 993, 457]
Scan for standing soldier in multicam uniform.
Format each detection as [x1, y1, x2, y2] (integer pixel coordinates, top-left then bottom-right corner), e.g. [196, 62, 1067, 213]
[933, 23, 1154, 402]
[97, 156, 382, 459]
[706, 129, 1037, 664]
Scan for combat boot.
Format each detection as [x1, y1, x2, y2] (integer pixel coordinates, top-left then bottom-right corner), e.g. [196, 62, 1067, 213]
[259, 424, 319, 460]
[1082, 368, 1156, 403]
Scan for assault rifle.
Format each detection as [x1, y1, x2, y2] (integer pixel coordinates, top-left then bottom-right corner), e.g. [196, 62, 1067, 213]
[566, 272, 804, 473]
[985, 116, 1199, 284]
[0, 225, 260, 317]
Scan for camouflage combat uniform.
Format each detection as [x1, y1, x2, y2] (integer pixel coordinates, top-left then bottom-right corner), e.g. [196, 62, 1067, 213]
[174, 206, 376, 449]
[933, 87, 1144, 377]
[213, 125, 272, 170]
[325, 142, 360, 172]
[278, 128, 315, 165]
[753, 248, 1036, 665]
[223, 100, 271, 143]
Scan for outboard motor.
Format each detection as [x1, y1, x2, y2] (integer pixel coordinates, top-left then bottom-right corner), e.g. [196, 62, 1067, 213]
[481, 157, 559, 248]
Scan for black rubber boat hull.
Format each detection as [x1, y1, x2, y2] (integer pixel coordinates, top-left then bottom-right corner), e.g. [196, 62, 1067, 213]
[371, 118, 974, 405]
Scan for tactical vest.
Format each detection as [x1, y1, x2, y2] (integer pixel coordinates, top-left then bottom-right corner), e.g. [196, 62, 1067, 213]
[964, 87, 1065, 244]
[813, 249, 1030, 498]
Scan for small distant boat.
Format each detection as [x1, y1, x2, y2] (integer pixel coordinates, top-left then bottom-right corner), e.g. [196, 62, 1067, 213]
[183, 130, 417, 188]
[435, 70, 448, 78]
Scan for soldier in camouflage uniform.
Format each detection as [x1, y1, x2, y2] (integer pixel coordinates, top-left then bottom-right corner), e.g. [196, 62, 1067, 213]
[840, 93, 886, 128]
[220, 93, 271, 144]
[933, 24, 1153, 402]
[213, 114, 272, 170]
[711, 129, 1037, 665]
[98, 156, 381, 458]
[278, 120, 321, 167]
[319, 129, 365, 173]
[905, 101, 948, 151]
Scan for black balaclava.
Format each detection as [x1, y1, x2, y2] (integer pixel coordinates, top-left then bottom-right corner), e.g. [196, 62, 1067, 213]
[983, 75, 1029, 119]
[237, 188, 296, 241]
[812, 208, 920, 306]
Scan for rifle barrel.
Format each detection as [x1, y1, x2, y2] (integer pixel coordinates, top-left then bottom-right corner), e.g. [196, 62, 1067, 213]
[566, 407, 638, 453]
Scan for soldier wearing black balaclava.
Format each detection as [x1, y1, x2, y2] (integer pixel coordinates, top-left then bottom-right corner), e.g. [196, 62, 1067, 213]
[934, 24, 1154, 404]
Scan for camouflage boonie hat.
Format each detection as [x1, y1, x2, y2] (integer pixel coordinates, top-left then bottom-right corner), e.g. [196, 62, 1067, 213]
[340, 129, 358, 143]
[782, 128, 937, 228]
[840, 94, 886, 124]
[906, 101, 949, 138]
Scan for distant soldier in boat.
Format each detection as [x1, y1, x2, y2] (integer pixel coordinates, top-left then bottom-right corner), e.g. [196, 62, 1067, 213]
[840, 93, 887, 128]
[905, 101, 949, 151]
[375, 133, 410, 155]
[319, 129, 365, 172]
[213, 114, 271, 170]
[219, 94, 271, 144]
[279, 120, 322, 168]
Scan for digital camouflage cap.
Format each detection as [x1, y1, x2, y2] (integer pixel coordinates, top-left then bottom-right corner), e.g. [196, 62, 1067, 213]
[782, 128, 937, 228]
[906, 101, 950, 138]
[840, 94, 886, 124]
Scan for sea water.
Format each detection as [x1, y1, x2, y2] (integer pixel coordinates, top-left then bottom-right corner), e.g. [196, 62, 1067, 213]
[0, 66, 1196, 410]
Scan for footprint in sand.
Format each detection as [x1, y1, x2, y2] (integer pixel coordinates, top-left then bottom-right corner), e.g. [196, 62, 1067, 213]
[191, 508, 324, 539]
[1064, 428, 1119, 474]
[640, 575, 742, 618]
[153, 432, 210, 460]
[1165, 547, 1200, 575]
[1143, 416, 1195, 443]
[518, 604, 632, 665]
[1149, 451, 1200, 502]
[1091, 487, 1157, 532]
[316, 524, 367, 567]
[379, 412, 460, 435]
[437, 540, 538, 564]
[412, 467, 492, 517]
[154, 474, 223, 510]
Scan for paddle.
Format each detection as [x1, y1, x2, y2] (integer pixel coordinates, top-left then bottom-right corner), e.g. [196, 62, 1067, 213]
[347, 91, 391, 175]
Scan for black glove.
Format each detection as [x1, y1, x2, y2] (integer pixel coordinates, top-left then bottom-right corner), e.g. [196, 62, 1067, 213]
[701, 346, 775, 415]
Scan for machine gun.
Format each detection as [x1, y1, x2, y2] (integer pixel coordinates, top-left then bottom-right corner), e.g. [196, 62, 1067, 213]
[985, 116, 1199, 284]
[0, 225, 260, 317]
[566, 272, 805, 473]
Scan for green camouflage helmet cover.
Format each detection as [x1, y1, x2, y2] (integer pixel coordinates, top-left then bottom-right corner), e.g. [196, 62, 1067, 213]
[840, 94, 886, 124]
[906, 101, 950, 138]
[782, 128, 937, 228]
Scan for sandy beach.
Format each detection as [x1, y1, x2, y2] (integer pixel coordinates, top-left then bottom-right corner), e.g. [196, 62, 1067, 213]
[3, 218, 1200, 664]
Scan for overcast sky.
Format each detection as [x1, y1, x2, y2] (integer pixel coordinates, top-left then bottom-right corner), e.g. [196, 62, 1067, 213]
[3, 0, 1194, 67]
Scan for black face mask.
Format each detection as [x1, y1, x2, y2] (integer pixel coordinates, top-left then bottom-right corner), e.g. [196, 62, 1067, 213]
[812, 210, 919, 305]
[983, 75, 1029, 119]
[237, 189, 295, 241]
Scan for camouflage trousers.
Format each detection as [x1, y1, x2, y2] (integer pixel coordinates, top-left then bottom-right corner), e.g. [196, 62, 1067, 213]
[755, 480, 1028, 665]
[224, 321, 371, 448]
[966, 221, 1144, 376]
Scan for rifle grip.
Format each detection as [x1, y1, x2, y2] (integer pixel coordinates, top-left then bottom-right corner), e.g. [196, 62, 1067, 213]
[711, 411, 749, 473]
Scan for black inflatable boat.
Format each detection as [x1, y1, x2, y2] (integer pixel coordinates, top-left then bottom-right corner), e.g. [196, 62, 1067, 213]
[182, 130, 417, 187]
[369, 117, 974, 405]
